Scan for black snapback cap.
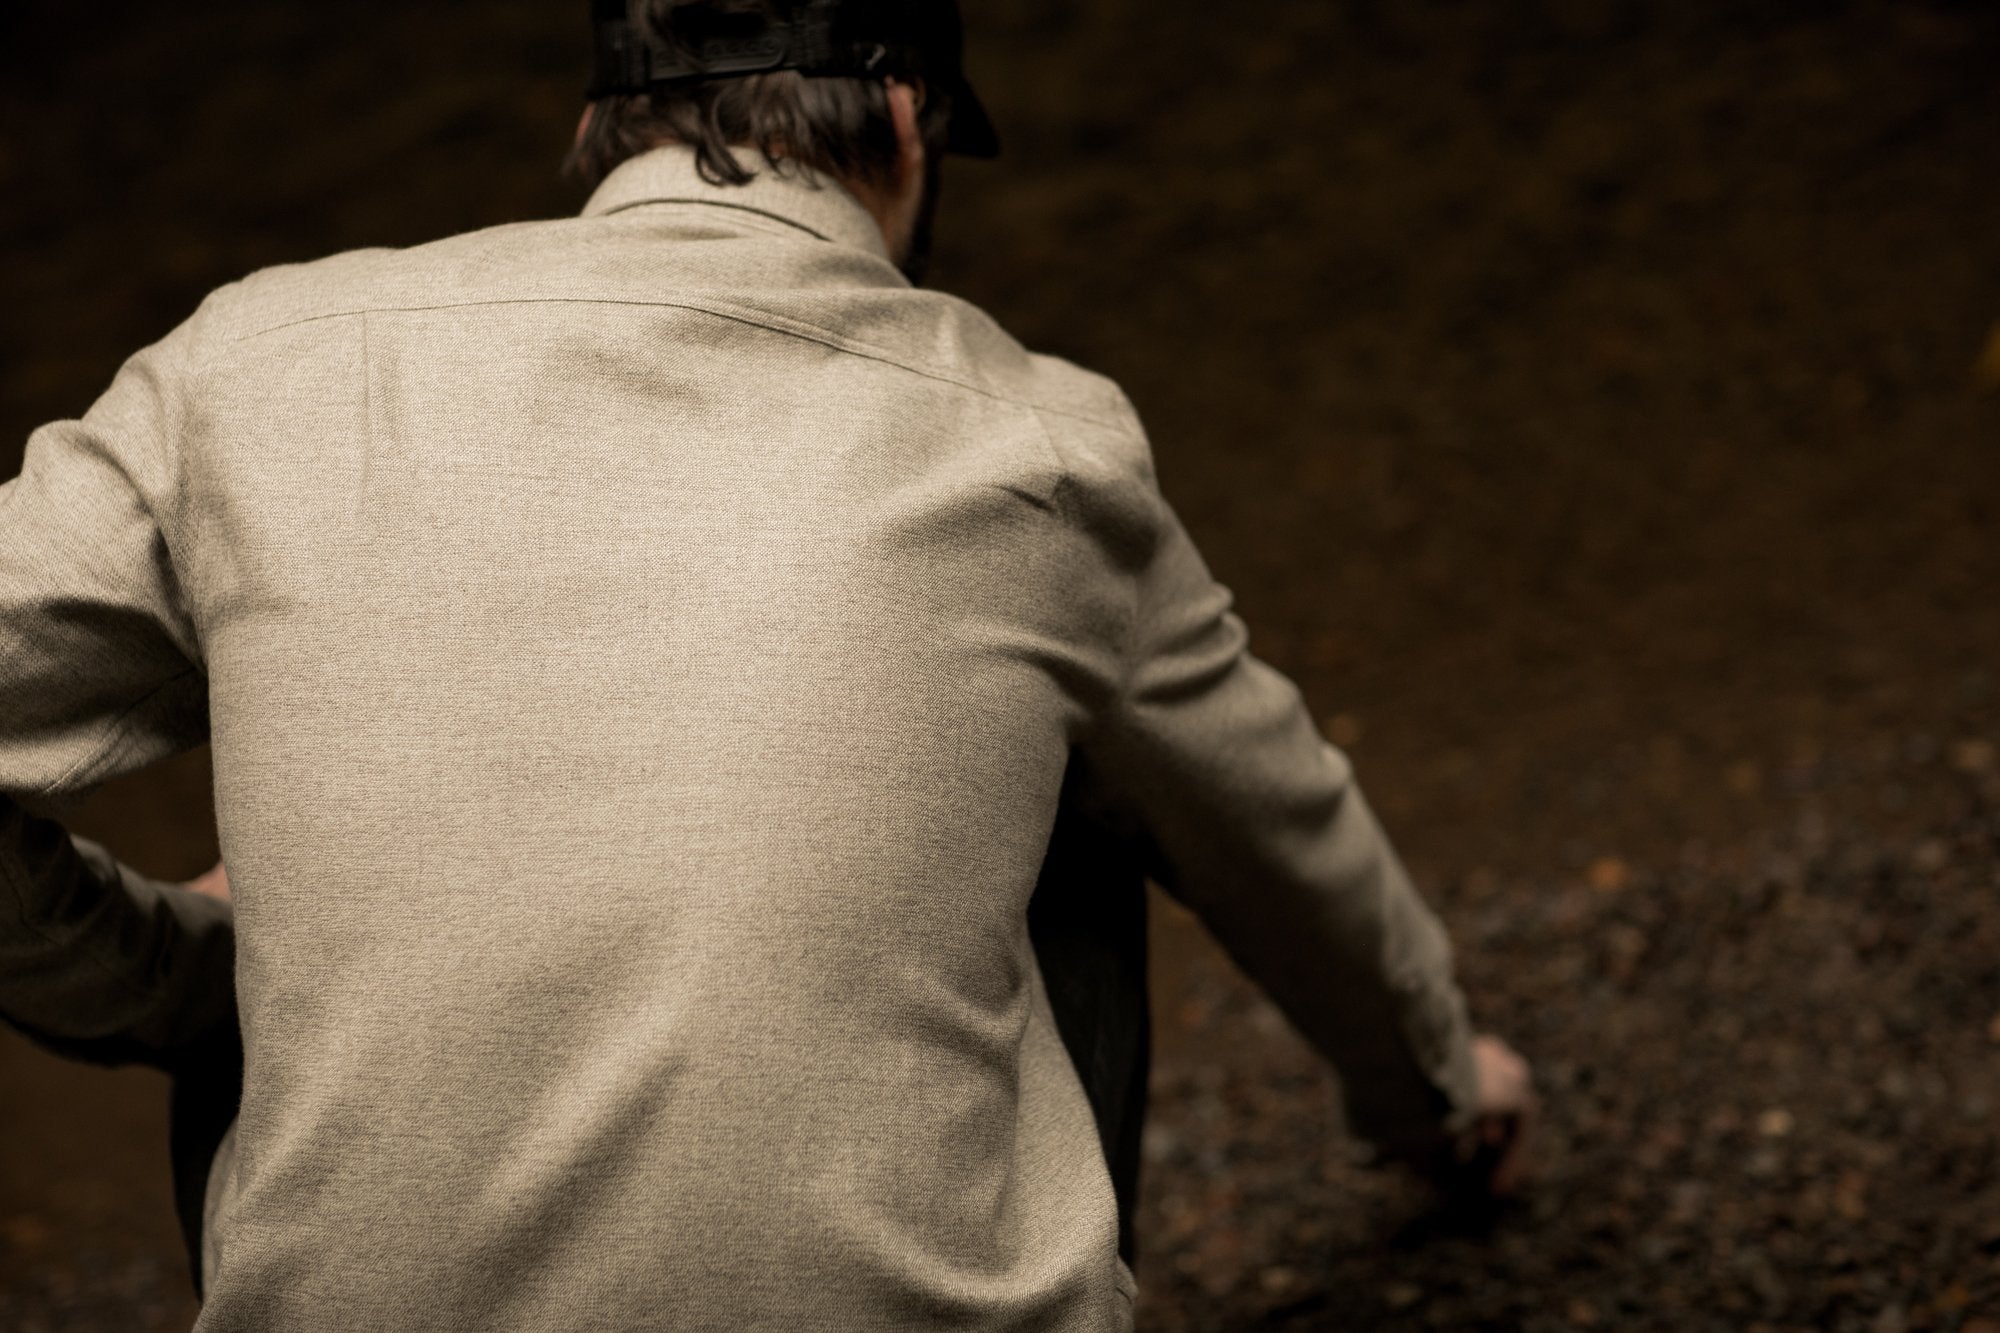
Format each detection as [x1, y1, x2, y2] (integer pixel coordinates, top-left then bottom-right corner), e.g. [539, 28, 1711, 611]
[588, 0, 1000, 159]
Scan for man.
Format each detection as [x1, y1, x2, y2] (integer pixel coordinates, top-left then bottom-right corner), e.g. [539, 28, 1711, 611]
[0, 0, 1531, 1327]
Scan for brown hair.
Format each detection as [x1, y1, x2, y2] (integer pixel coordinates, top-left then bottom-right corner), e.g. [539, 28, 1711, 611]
[566, 0, 954, 191]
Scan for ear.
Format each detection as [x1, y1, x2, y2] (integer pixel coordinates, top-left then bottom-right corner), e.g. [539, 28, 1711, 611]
[883, 78, 925, 189]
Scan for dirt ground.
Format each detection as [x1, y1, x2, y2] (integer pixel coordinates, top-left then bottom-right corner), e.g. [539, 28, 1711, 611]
[2, 1, 1997, 1329]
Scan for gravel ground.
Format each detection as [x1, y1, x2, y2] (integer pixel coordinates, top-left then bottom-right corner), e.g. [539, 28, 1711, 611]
[1133, 741, 2000, 1331]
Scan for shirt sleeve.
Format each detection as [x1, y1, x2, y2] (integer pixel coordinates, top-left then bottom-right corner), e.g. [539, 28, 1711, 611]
[1076, 460, 1480, 1156]
[0, 304, 234, 1066]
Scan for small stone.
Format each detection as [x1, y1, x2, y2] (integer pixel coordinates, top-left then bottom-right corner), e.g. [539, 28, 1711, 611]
[1668, 1179, 1710, 1223]
[1567, 1298, 1600, 1326]
[1738, 1251, 1790, 1310]
[1384, 1282, 1424, 1311]
[1586, 856, 1630, 893]
[1604, 923, 1649, 982]
[1726, 760, 1763, 796]
[1637, 1233, 1678, 1265]
[1950, 738, 1996, 774]
[1976, 322, 2000, 390]
[1834, 1171, 1869, 1221]
[1911, 839, 1950, 875]
[1986, 1013, 2000, 1045]
[1757, 1108, 1795, 1138]
[1259, 1265, 1298, 1294]
[1, 1213, 49, 1250]
[1324, 713, 1364, 748]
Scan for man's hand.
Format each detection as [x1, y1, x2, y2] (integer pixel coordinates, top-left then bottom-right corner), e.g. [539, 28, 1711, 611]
[1382, 1032, 1538, 1204]
[1453, 1033, 1537, 1197]
[183, 861, 230, 902]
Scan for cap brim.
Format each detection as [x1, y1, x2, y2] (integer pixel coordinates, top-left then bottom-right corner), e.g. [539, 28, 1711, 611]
[945, 78, 1001, 158]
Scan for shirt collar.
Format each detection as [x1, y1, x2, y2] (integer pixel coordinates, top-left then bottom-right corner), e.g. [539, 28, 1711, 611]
[579, 143, 891, 263]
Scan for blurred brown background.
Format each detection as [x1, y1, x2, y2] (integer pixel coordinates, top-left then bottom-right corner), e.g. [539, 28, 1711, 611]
[3, 1, 1997, 1329]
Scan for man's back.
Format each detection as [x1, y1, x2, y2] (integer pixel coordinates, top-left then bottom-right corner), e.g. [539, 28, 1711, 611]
[2, 140, 1483, 1331]
[185, 147, 1145, 1328]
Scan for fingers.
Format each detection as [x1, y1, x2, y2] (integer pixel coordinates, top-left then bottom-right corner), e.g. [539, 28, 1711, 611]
[1467, 1033, 1539, 1196]
[184, 861, 231, 902]
[1484, 1105, 1537, 1197]
[1472, 1033, 1534, 1118]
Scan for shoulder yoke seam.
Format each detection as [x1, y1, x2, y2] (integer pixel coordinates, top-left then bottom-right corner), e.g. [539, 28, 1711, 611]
[225, 294, 1134, 431]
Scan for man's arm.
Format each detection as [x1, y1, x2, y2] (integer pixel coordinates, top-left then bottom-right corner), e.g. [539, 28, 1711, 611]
[0, 302, 233, 1066]
[0, 823, 236, 1067]
[1075, 455, 1497, 1165]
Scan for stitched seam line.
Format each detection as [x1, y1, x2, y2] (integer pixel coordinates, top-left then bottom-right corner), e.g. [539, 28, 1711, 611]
[230, 296, 1131, 431]
[590, 196, 836, 243]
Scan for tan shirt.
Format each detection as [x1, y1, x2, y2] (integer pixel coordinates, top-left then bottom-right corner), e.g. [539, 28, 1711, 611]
[0, 145, 1477, 1331]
